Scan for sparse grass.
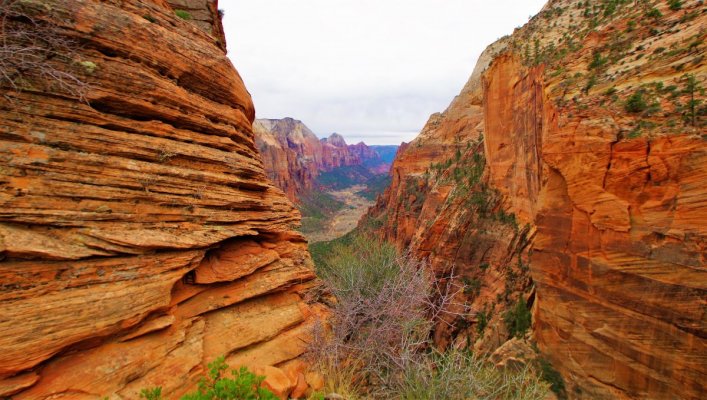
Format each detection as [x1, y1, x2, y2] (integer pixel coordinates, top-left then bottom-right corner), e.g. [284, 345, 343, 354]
[174, 9, 192, 20]
[398, 350, 550, 400]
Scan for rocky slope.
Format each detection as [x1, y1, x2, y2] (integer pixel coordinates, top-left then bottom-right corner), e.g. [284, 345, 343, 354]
[0, 1, 325, 398]
[254, 118, 388, 202]
[365, 0, 706, 398]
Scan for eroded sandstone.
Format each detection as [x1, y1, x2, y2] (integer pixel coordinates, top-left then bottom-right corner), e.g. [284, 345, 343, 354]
[364, 0, 706, 398]
[0, 0, 324, 398]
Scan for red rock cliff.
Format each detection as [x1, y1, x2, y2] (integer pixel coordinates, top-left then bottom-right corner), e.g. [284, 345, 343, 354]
[255, 119, 386, 202]
[484, 0, 707, 394]
[365, 0, 706, 398]
[254, 118, 324, 202]
[0, 1, 324, 398]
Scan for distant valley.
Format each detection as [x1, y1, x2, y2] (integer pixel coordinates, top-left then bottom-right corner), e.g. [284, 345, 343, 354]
[254, 118, 397, 241]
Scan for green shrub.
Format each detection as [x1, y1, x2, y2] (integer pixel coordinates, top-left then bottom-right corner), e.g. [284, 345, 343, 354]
[646, 8, 662, 19]
[504, 298, 532, 339]
[468, 190, 490, 215]
[589, 52, 608, 69]
[175, 9, 192, 20]
[495, 210, 518, 229]
[140, 388, 162, 400]
[183, 357, 277, 400]
[463, 277, 482, 296]
[625, 90, 648, 113]
[140, 357, 276, 400]
[668, 0, 683, 11]
[477, 308, 490, 334]
[583, 75, 597, 94]
[538, 358, 567, 399]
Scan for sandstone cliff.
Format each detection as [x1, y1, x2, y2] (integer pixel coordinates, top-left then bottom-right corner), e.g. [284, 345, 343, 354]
[0, 1, 324, 398]
[365, 0, 706, 398]
[254, 118, 324, 202]
[254, 118, 388, 202]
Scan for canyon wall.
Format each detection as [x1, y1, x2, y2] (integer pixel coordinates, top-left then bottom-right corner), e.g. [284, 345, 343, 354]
[254, 118, 387, 202]
[366, 0, 706, 398]
[254, 118, 324, 202]
[0, 1, 324, 398]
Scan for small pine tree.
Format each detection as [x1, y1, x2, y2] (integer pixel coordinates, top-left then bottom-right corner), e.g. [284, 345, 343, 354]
[683, 74, 702, 127]
[504, 298, 532, 338]
[533, 39, 541, 65]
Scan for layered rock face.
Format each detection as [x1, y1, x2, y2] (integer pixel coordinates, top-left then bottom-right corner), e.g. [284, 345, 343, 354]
[366, 0, 706, 398]
[254, 118, 324, 202]
[0, 1, 324, 398]
[254, 118, 387, 202]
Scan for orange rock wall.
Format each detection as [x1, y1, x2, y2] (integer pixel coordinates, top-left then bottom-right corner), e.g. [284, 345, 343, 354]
[485, 52, 706, 400]
[366, 0, 706, 398]
[0, 1, 323, 398]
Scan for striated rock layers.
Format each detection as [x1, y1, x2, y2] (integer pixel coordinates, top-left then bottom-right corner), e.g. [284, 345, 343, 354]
[254, 118, 387, 202]
[366, 0, 706, 398]
[0, 1, 325, 398]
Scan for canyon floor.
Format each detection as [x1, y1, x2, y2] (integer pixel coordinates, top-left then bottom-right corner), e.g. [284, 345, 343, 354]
[304, 185, 374, 243]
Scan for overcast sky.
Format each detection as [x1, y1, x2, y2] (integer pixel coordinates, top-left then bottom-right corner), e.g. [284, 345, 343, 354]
[222, 1, 546, 145]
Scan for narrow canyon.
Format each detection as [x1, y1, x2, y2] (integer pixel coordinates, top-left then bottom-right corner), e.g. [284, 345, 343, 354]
[0, 0, 704, 399]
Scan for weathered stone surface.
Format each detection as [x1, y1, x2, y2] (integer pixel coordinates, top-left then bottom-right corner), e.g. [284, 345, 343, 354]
[365, 0, 706, 398]
[252, 365, 295, 400]
[195, 239, 280, 283]
[0, 0, 324, 397]
[482, 1, 707, 396]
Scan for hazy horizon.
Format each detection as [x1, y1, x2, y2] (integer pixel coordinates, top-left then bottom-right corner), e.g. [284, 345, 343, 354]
[222, 1, 546, 145]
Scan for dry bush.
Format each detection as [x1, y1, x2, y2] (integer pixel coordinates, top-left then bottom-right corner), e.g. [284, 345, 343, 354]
[308, 234, 548, 399]
[0, 0, 88, 101]
[309, 235, 460, 397]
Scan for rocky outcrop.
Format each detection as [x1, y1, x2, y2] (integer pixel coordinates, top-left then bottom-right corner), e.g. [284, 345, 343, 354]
[0, 1, 325, 398]
[365, 0, 706, 398]
[254, 118, 323, 202]
[254, 118, 389, 202]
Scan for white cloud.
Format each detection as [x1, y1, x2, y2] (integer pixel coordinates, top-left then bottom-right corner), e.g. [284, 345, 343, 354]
[222, 0, 546, 145]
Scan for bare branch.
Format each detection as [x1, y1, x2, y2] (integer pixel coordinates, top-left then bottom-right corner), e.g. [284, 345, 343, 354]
[0, 0, 89, 102]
